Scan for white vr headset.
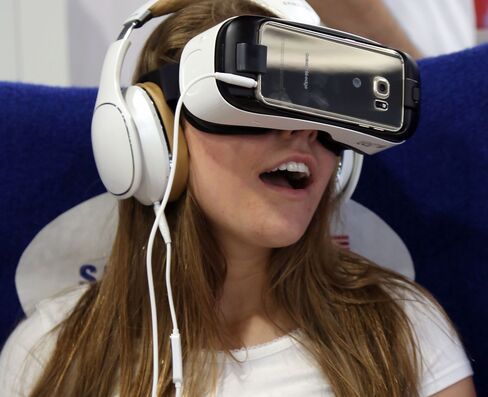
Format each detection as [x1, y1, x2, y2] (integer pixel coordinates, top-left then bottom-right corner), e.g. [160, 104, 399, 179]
[92, 0, 420, 205]
[164, 16, 419, 153]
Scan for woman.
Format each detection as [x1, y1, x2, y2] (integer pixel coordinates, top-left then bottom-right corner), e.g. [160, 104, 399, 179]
[0, 0, 476, 396]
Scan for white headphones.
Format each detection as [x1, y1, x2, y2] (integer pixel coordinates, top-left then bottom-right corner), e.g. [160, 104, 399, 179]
[91, 0, 363, 207]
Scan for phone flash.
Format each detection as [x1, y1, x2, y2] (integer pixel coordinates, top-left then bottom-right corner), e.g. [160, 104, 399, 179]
[375, 100, 389, 111]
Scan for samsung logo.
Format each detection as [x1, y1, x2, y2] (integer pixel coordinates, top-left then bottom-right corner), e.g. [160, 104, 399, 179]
[304, 53, 310, 90]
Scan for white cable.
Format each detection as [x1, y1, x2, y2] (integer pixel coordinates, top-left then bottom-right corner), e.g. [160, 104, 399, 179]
[146, 72, 257, 397]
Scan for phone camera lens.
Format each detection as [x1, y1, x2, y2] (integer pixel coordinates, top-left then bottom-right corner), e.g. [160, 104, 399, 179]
[374, 76, 390, 99]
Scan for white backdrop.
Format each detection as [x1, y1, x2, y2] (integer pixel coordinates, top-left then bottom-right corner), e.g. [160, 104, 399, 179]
[0, 0, 160, 86]
[67, 0, 162, 87]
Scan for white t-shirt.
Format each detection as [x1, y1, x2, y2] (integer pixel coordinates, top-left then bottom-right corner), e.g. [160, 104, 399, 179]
[0, 286, 473, 397]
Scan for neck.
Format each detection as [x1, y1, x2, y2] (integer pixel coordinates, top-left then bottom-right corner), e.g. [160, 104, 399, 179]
[219, 238, 271, 323]
[215, 234, 294, 348]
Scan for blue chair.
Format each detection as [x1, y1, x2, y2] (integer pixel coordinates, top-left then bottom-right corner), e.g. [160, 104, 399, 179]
[1, 44, 487, 394]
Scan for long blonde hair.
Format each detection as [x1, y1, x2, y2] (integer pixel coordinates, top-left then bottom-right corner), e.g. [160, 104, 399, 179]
[30, 1, 429, 396]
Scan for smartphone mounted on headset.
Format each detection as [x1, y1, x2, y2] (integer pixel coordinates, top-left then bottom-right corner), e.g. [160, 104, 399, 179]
[256, 21, 411, 133]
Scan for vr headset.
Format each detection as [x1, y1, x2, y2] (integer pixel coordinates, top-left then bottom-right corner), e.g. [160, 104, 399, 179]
[92, 0, 420, 205]
[145, 16, 420, 155]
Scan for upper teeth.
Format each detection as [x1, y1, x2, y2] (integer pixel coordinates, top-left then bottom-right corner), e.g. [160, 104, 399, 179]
[271, 161, 310, 177]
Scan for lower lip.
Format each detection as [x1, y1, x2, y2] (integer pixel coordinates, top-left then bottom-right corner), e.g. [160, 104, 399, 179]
[259, 179, 312, 199]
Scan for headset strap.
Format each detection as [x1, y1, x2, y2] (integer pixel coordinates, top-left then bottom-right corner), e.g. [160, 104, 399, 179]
[138, 63, 181, 109]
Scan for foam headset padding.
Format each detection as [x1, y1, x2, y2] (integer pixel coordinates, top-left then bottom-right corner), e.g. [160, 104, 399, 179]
[137, 82, 189, 202]
[149, 0, 195, 16]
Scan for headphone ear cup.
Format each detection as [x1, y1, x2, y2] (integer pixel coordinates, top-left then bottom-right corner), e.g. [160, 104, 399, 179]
[124, 85, 169, 205]
[91, 93, 142, 199]
[336, 150, 363, 201]
[132, 82, 189, 203]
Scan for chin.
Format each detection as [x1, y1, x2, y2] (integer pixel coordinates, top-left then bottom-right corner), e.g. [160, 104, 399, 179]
[258, 221, 309, 248]
[271, 233, 306, 248]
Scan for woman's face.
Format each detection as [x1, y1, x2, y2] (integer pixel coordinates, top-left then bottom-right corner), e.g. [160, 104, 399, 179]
[184, 123, 338, 253]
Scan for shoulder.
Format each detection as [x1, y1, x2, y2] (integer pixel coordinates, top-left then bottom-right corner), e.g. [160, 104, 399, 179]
[390, 284, 474, 396]
[0, 285, 89, 396]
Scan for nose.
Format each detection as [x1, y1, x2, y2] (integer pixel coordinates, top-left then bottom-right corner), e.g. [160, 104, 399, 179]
[279, 129, 318, 143]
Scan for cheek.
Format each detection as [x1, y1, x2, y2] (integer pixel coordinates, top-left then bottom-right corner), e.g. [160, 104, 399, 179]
[315, 149, 339, 194]
[187, 139, 222, 202]
[185, 134, 246, 222]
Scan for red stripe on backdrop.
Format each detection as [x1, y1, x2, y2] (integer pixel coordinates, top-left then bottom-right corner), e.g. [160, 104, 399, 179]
[475, 0, 488, 28]
[332, 235, 350, 249]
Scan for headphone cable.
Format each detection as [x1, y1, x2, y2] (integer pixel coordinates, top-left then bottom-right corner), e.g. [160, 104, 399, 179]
[146, 72, 257, 397]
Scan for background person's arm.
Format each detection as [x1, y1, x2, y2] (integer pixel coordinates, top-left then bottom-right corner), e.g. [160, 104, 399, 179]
[307, 0, 422, 58]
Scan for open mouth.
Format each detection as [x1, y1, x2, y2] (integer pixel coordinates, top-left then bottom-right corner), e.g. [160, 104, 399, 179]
[259, 162, 312, 190]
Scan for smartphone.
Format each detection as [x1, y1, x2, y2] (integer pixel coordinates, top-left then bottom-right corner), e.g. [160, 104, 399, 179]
[256, 21, 406, 132]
